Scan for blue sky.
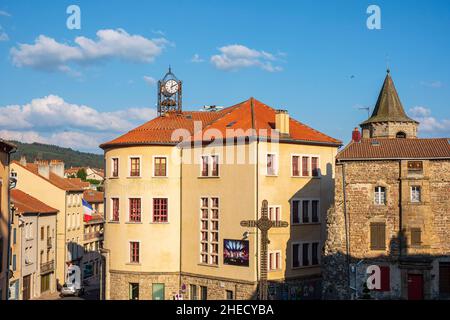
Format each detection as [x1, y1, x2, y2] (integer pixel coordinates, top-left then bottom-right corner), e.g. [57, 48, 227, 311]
[0, 0, 449, 153]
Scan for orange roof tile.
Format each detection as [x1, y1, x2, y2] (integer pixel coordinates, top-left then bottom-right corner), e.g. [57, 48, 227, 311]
[13, 161, 90, 191]
[100, 98, 341, 148]
[83, 190, 104, 203]
[337, 138, 450, 160]
[11, 189, 58, 214]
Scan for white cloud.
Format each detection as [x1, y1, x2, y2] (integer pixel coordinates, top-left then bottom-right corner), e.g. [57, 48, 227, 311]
[0, 25, 8, 41]
[10, 29, 170, 73]
[0, 95, 157, 152]
[191, 53, 204, 63]
[143, 75, 157, 86]
[210, 44, 282, 72]
[0, 10, 11, 17]
[409, 106, 450, 134]
[152, 30, 165, 36]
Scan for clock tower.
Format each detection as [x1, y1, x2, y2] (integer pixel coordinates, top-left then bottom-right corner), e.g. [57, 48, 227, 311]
[157, 67, 182, 116]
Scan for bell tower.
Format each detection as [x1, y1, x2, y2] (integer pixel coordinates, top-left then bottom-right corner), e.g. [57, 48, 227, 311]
[157, 67, 182, 116]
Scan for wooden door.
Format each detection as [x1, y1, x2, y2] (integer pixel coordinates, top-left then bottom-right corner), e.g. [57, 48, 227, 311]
[407, 274, 424, 300]
[23, 275, 31, 300]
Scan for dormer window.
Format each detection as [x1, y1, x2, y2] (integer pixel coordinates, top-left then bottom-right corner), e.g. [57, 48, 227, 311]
[396, 131, 406, 138]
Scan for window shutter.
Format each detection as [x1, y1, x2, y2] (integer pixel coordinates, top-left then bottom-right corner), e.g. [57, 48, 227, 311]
[378, 224, 386, 249]
[370, 224, 378, 249]
[371, 223, 386, 250]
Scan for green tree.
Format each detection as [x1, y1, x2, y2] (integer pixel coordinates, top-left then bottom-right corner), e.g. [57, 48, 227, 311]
[76, 168, 87, 181]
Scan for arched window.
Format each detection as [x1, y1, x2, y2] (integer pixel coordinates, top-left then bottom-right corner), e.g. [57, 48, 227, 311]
[396, 131, 406, 138]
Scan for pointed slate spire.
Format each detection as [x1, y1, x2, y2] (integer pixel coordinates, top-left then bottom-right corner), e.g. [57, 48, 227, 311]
[361, 70, 417, 125]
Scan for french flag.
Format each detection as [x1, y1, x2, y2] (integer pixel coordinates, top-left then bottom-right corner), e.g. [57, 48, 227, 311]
[82, 198, 94, 222]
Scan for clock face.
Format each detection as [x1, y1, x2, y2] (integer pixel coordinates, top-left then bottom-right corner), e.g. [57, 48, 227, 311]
[164, 79, 178, 95]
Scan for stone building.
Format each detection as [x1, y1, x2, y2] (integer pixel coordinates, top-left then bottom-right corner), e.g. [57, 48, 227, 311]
[100, 69, 341, 300]
[323, 71, 450, 300]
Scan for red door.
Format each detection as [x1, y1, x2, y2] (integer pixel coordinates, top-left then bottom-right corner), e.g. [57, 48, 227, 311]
[407, 274, 424, 300]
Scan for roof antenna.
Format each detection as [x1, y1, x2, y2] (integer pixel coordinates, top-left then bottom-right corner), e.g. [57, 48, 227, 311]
[168, 65, 172, 74]
[358, 106, 370, 119]
[385, 54, 390, 74]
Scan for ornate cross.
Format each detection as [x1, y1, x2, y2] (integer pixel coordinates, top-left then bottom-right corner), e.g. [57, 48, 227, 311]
[240, 199, 289, 300]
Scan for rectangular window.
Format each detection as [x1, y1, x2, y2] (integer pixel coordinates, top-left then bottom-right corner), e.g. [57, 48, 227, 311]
[411, 186, 421, 203]
[152, 283, 165, 300]
[129, 283, 139, 300]
[200, 197, 219, 265]
[375, 186, 386, 205]
[112, 158, 119, 177]
[292, 200, 300, 224]
[190, 284, 198, 300]
[112, 198, 119, 221]
[411, 228, 422, 246]
[292, 244, 300, 268]
[130, 242, 139, 263]
[292, 156, 300, 176]
[129, 198, 141, 222]
[12, 254, 16, 271]
[226, 290, 234, 300]
[201, 156, 209, 177]
[302, 243, 310, 266]
[302, 156, 309, 176]
[311, 200, 319, 223]
[211, 155, 219, 177]
[302, 200, 309, 223]
[200, 286, 208, 300]
[153, 198, 168, 223]
[269, 206, 281, 222]
[13, 228, 16, 245]
[311, 157, 319, 176]
[269, 251, 281, 271]
[154, 157, 167, 177]
[41, 227, 44, 240]
[130, 157, 140, 177]
[370, 222, 386, 250]
[439, 263, 450, 294]
[267, 154, 276, 175]
[312, 242, 319, 265]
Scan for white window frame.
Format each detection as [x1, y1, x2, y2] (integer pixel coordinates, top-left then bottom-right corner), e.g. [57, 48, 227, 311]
[266, 153, 278, 176]
[294, 154, 321, 178]
[128, 155, 142, 178]
[268, 250, 282, 271]
[268, 205, 282, 222]
[411, 186, 421, 203]
[111, 157, 119, 178]
[126, 196, 143, 223]
[291, 154, 301, 177]
[152, 155, 169, 178]
[199, 196, 220, 265]
[291, 198, 321, 225]
[199, 155, 220, 178]
[374, 186, 386, 205]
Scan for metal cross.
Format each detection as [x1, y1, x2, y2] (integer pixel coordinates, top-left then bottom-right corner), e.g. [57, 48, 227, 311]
[240, 199, 289, 300]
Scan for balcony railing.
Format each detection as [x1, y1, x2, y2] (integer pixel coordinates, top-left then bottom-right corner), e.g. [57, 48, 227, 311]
[83, 231, 102, 241]
[40, 260, 55, 274]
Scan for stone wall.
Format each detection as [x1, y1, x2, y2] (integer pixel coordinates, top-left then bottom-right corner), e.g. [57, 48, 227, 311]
[323, 159, 450, 299]
[361, 121, 418, 139]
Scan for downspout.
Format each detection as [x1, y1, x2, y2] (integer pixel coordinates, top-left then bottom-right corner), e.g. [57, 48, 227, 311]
[5, 147, 16, 300]
[179, 147, 183, 296]
[398, 161, 403, 258]
[341, 161, 351, 298]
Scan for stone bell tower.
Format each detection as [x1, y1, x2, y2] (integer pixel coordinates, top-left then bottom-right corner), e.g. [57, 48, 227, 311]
[360, 70, 419, 139]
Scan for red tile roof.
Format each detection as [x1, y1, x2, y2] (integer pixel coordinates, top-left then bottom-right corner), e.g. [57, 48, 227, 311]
[83, 190, 104, 203]
[12, 161, 90, 191]
[100, 98, 341, 149]
[337, 138, 450, 160]
[11, 189, 58, 214]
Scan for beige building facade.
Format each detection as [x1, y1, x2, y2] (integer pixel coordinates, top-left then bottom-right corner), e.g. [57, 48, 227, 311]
[0, 140, 16, 300]
[11, 158, 89, 287]
[101, 94, 341, 300]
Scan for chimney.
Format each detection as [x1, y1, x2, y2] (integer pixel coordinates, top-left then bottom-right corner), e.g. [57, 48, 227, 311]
[275, 109, 290, 136]
[50, 159, 65, 178]
[35, 160, 50, 179]
[20, 155, 27, 166]
[352, 127, 361, 143]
